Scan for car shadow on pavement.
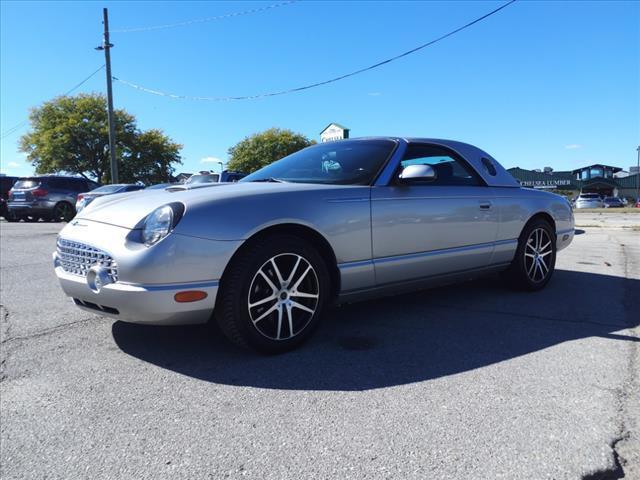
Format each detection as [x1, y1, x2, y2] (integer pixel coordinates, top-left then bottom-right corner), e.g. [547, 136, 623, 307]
[112, 270, 638, 391]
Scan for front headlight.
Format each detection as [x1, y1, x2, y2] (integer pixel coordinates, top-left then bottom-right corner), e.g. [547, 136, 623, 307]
[142, 203, 184, 246]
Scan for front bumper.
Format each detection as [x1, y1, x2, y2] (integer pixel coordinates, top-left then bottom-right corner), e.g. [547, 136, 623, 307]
[556, 228, 574, 252]
[53, 219, 242, 326]
[54, 264, 218, 325]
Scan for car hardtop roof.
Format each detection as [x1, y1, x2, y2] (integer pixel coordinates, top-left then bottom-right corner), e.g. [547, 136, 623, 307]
[324, 136, 492, 154]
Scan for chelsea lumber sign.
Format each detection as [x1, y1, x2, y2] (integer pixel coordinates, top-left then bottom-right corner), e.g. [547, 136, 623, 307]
[519, 179, 573, 189]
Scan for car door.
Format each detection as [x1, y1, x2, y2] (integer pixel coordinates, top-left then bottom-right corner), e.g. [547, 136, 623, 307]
[371, 143, 499, 285]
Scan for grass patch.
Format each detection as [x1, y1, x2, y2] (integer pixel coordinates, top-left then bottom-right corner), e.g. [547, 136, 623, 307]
[574, 208, 640, 214]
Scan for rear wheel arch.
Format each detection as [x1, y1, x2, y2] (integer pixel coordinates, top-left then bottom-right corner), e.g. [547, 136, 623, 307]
[522, 212, 556, 239]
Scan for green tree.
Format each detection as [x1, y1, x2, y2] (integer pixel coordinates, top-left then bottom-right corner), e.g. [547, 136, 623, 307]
[227, 128, 315, 173]
[122, 129, 182, 185]
[19, 93, 182, 184]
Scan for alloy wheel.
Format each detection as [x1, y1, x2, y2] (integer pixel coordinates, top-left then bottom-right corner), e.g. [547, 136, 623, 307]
[524, 228, 553, 283]
[247, 253, 320, 341]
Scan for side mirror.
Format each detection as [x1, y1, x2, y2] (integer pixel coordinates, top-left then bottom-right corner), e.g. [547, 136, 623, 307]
[398, 164, 437, 183]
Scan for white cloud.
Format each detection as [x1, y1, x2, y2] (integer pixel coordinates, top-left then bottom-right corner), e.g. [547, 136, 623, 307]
[367, 92, 382, 97]
[200, 156, 222, 164]
[564, 144, 582, 150]
[7, 162, 20, 168]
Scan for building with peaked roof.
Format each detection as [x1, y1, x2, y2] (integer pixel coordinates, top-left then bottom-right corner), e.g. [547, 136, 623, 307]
[319, 123, 350, 143]
[508, 164, 639, 200]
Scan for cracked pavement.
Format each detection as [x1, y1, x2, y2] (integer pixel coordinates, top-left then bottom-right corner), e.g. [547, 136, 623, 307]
[0, 220, 638, 479]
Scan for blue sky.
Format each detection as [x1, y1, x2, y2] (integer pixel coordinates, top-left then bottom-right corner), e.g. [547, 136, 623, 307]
[1, 0, 638, 178]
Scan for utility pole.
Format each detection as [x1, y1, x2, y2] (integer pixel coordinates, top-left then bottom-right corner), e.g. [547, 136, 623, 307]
[96, 8, 118, 183]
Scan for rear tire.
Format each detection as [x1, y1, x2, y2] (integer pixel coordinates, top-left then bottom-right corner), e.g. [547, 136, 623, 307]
[215, 234, 330, 354]
[502, 218, 556, 291]
[52, 202, 75, 222]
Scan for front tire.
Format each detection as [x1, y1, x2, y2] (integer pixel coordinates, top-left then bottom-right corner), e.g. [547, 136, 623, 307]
[502, 218, 556, 291]
[216, 234, 330, 353]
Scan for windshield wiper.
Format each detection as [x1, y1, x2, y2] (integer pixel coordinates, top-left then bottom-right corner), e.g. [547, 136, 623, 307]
[249, 177, 288, 183]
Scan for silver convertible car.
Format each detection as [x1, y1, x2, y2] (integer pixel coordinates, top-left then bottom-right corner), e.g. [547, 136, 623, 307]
[53, 138, 574, 353]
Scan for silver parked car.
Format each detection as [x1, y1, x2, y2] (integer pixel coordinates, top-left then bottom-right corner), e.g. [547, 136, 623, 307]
[53, 138, 574, 353]
[76, 184, 145, 213]
[575, 193, 603, 209]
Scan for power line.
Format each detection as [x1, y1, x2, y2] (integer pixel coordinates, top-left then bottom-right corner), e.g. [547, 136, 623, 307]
[1, 65, 105, 140]
[113, 0, 516, 102]
[61, 64, 106, 96]
[1, 120, 29, 139]
[111, 1, 297, 33]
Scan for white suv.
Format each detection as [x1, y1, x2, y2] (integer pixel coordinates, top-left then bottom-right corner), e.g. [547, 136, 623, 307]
[575, 193, 603, 209]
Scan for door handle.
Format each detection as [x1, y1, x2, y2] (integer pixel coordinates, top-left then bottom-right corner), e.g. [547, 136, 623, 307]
[479, 202, 492, 210]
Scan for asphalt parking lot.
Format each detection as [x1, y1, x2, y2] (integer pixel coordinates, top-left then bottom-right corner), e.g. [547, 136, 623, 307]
[1, 216, 638, 480]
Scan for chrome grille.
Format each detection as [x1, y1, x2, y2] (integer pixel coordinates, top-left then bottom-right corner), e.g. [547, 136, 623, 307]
[56, 238, 118, 282]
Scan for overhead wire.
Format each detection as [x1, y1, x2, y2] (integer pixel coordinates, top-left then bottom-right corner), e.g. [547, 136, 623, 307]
[1, 65, 105, 140]
[111, 1, 297, 33]
[112, 0, 516, 102]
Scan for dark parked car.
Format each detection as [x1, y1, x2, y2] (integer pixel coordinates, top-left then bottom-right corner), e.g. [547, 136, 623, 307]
[603, 197, 624, 208]
[76, 184, 144, 213]
[0, 175, 19, 220]
[8, 175, 98, 222]
[220, 170, 246, 182]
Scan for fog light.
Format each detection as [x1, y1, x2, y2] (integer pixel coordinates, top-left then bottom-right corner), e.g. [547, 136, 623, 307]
[87, 266, 112, 293]
[52, 252, 60, 268]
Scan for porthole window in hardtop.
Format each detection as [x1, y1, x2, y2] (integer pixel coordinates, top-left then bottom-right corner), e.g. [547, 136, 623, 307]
[481, 157, 497, 176]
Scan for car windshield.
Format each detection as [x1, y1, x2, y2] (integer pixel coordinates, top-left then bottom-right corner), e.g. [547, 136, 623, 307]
[187, 174, 220, 184]
[580, 194, 599, 199]
[90, 185, 126, 194]
[605, 198, 620, 203]
[240, 139, 397, 185]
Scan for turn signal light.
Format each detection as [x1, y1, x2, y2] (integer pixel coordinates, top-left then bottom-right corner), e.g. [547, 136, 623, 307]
[174, 290, 208, 303]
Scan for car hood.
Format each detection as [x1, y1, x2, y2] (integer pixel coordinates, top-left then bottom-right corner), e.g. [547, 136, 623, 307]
[76, 182, 363, 230]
